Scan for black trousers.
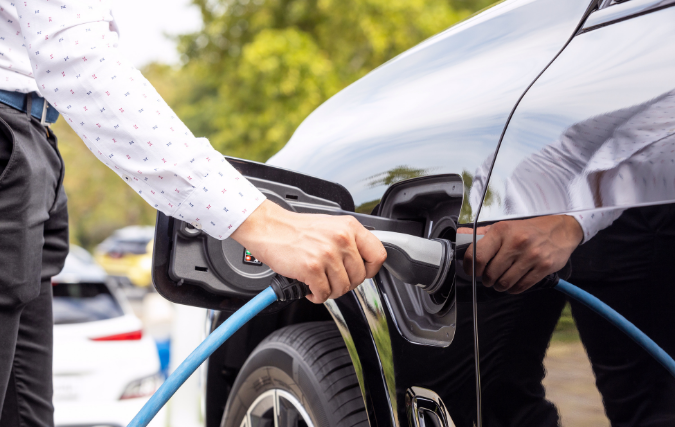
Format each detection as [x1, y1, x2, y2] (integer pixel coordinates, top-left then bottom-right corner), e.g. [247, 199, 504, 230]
[0, 101, 69, 426]
[441, 204, 675, 427]
[568, 204, 675, 427]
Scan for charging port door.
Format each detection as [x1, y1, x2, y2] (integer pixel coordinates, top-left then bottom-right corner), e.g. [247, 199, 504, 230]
[375, 174, 464, 347]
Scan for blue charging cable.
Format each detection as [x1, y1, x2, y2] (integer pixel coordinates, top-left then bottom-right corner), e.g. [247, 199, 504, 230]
[128, 275, 309, 427]
[555, 279, 675, 378]
[128, 287, 278, 427]
[127, 276, 675, 427]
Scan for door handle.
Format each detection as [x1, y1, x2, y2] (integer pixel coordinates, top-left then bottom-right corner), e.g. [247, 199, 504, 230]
[406, 387, 455, 427]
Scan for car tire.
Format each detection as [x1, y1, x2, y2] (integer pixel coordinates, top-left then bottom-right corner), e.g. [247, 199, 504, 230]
[221, 321, 368, 427]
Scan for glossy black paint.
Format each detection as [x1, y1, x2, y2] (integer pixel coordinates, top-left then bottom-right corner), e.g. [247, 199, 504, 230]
[269, 0, 593, 219]
[264, 0, 597, 425]
[334, 292, 399, 427]
[480, 5, 675, 224]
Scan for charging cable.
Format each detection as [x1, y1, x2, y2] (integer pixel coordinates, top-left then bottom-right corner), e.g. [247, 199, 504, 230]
[555, 279, 675, 378]
[127, 276, 309, 427]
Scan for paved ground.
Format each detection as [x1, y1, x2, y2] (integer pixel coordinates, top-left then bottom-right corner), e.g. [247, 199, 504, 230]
[543, 341, 610, 427]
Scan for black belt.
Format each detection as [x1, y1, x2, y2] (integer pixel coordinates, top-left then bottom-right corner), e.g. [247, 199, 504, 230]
[0, 90, 59, 124]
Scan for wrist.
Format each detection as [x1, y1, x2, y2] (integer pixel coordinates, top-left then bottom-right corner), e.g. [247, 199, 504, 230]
[231, 200, 289, 248]
[560, 215, 584, 248]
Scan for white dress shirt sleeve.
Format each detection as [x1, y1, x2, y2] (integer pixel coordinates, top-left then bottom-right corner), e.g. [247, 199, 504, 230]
[15, 0, 265, 239]
[566, 208, 625, 243]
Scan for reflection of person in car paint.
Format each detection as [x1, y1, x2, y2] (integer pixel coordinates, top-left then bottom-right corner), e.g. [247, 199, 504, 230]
[460, 89, 675, 426]
[464, 89, 675, 293]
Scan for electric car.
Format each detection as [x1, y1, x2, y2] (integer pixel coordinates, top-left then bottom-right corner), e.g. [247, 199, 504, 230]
[152, 0, 675, 426]
[53, 246, 165, 427]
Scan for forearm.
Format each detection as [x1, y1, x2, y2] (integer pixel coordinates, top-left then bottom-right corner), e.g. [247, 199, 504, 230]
[17, 0, 264, 239]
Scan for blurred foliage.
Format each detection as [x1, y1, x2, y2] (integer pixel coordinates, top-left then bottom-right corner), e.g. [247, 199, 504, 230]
[354, 167, 498, 220]
[60, 0, 497, 248]
[366, 165, 432, 188]
[169, 0, 491, 162]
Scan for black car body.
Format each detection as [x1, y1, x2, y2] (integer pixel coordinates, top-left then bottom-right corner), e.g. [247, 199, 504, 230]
[152, 0, 675, 425]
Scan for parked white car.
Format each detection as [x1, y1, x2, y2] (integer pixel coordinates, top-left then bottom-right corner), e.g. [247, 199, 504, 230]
[52, 246, 165, 427]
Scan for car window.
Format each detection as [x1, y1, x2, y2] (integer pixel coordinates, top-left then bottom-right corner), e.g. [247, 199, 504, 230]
[52, 282, 125, 325]
[98, 238, 150, 255]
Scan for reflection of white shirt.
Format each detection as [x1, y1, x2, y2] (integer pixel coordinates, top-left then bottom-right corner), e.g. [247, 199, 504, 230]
[472, 89, 675, 242]
[0, 0, 265, 239]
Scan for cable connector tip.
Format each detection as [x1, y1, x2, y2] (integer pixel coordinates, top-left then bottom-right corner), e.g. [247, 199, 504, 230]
[270, 275, 311, 301]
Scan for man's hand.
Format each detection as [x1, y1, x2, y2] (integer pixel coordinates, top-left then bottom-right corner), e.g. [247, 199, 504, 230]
[231, 200, 387, 304]
[459, 215, 583, 294]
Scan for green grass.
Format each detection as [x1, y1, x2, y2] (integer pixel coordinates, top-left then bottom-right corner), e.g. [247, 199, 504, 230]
[551, 303, 581, 343]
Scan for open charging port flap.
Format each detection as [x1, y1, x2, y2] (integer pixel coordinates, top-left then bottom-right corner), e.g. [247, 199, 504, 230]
[374, 174, 464, 347]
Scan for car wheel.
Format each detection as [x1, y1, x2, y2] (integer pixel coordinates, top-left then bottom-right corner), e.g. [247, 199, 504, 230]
[221, 321, 368, 427]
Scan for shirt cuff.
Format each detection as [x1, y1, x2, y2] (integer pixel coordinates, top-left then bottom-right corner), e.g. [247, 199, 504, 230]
[565, 208, 625, 244]
[172, 155, 267, 240]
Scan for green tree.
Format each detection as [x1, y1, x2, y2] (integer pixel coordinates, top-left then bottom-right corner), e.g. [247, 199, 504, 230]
[170, 0, 482, 162]
[459, 169, 500, 223]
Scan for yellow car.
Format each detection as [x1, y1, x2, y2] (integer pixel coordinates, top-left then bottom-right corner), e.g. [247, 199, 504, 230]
[94, 226, 155, 288]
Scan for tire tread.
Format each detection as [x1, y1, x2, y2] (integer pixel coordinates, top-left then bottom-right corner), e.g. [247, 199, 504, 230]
[262, 321, 368, 427]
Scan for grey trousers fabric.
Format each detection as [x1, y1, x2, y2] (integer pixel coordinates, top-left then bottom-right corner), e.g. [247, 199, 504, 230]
[0, 101, 69, 426]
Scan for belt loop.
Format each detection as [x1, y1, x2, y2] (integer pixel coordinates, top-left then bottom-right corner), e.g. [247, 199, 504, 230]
[40, 98, 47, 125]
[25, 93, 32, 119]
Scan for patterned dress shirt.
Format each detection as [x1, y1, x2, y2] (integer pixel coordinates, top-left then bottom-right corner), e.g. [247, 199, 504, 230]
[0, 0, 265, 240]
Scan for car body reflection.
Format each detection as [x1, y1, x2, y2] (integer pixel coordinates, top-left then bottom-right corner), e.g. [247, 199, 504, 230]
[270, 0, 592, 219]
[478, 7, 675, 228]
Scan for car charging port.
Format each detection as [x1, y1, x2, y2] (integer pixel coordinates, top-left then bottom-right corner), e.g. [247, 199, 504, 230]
[426, 226, 457, 307]
[373, 174, 464, 347]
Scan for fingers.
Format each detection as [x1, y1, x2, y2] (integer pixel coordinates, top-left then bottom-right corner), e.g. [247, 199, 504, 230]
[305, 217, 382, 304]
[343, 247, 367, 290]
[508, 268, 549, 294]
[481, 229, 530, 288]
[463, 229, 503, 277]
[326, 258, 352, 300]
[488, 258, 532, 292]
[239, 211, 387, 304]
[300, 259, 332, 304]
[352, 219, 387, 279]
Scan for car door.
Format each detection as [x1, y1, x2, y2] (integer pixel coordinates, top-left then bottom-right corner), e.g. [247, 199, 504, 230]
[468, 2, 675, 426]
[480, 0, 675, 224]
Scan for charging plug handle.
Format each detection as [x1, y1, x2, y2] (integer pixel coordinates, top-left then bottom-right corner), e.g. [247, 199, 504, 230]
[270, 230, 454, 301]
[371, 230, 453, 293]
